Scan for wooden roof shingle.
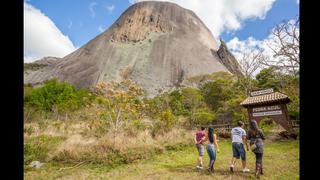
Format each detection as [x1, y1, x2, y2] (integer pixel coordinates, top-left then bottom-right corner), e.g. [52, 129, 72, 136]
[240, 92, 290, 107]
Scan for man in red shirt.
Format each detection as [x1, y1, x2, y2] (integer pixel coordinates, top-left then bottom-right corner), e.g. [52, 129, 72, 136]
[194, 127, 206, 169]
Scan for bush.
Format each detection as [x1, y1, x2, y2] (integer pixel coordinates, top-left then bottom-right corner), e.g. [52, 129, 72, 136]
[150, 120, 166, 137]
[26, 79, 92, 113]
[24, 85, 34, 102]
[160, 110, 177, 129]
[24, 135, 64, 165]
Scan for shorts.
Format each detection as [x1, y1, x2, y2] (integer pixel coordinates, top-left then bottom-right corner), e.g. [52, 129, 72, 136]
[232, 142, 246, 160]
[196, 144, 204, 156]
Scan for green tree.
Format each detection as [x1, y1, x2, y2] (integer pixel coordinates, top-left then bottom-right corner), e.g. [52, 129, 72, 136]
[180, 87, 205, 126]
[27, 79, 91, 119]
[95, 80, 146, 144]
[255, 67, 281, 91]
[194, 111, 216, 125]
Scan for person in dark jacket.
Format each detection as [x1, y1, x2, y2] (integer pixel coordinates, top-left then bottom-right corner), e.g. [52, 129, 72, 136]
[247, 120, 266, 178]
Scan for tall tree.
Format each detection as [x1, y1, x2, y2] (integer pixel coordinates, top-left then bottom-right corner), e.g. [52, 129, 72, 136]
[262, 17, 299, 76]
[237, 49, 264, 94]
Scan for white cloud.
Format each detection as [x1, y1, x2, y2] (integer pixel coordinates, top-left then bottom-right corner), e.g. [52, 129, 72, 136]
[98, 25, 106, 33]
[226, 19, 299, 75]
[227, 37, 270, 76]
[129, 0, 276, 38]
[106, 4, 115, 13]
[24, 2, 76, 62]
[89, 1, 97, 18]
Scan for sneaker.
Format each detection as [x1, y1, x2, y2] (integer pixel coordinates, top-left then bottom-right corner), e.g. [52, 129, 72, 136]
[196, 165, 203, 169]
[242, 168, 250, 173]
[230, 165, 234, 173]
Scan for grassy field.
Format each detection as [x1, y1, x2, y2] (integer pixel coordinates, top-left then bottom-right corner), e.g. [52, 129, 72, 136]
[24, 139, 299, 180]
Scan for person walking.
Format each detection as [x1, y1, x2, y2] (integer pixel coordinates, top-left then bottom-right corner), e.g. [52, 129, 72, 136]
[247, 120, 265, 178]
[194, 127, 206, 169]
[229, 121, 250, 173]
[205, 127, 220, 173]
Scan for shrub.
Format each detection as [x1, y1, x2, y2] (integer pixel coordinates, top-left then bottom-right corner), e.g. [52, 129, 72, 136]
[150, 120, 166, 137]
[26, 79, 92, 113]
[24, 135, 64, 165]
[160, 110, 177, 129]
[95, 80, 146, 144]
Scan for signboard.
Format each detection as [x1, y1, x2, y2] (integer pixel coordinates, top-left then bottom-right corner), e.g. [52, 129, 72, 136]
[252, 105, 282, 117]
[241, 90, 292, 131]
[253, 110, 282, 117]
[252, 105, 281, 112]
[250, 88, 274, 97]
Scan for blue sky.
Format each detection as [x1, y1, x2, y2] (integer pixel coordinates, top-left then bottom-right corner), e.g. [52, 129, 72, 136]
[24, 0, 299, 62]
[26, 0, 133, 48]
[220, 0, 299, 42]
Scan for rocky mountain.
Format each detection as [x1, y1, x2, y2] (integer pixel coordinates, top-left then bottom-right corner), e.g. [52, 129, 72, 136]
[24, 1, 242, 97]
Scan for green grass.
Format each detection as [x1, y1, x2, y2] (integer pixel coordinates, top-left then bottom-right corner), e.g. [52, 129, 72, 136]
[24, 135, 65, 165]
[24, 139, 299, 180]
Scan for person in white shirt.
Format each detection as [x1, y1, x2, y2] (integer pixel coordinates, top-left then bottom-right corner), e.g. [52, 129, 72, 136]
[229, 121, 250, 173]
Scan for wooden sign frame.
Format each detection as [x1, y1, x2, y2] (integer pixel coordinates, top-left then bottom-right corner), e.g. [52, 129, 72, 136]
[241, 89, 293, 131]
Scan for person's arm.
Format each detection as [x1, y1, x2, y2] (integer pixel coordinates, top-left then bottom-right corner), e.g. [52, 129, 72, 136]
[203, 133, 208, 141]
[242, 135, 249, 151]
[213, 134, 220, 152]
[259, 130, 266, 140]
[194, 134, 198, 144]
[247, 131, 252, 145]
[198, 133, 207, 144]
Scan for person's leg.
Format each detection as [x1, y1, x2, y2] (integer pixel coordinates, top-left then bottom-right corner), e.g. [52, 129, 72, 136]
[255, 153, 263, 177]
[241, 160, 246, 170]
[199, 156, 203, 167]
[254, 152, 259, 176]
[240, 144, 249, 172]
[210, 147, 216, 171]
[199, 145, 204, 167]
[207, 145, 214, 172]
[196, 144, 204, 168]
[196, 145, 201, 167]
[230, 143, 239, 172]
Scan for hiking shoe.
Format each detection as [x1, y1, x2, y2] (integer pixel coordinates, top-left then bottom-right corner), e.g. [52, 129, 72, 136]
[207, 168, 214, 173]
[242, 168, 250, 173]
[230, 165, 234, 173]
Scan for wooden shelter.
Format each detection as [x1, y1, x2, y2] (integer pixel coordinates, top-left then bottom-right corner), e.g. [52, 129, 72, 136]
[240, 88, 292, 130]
